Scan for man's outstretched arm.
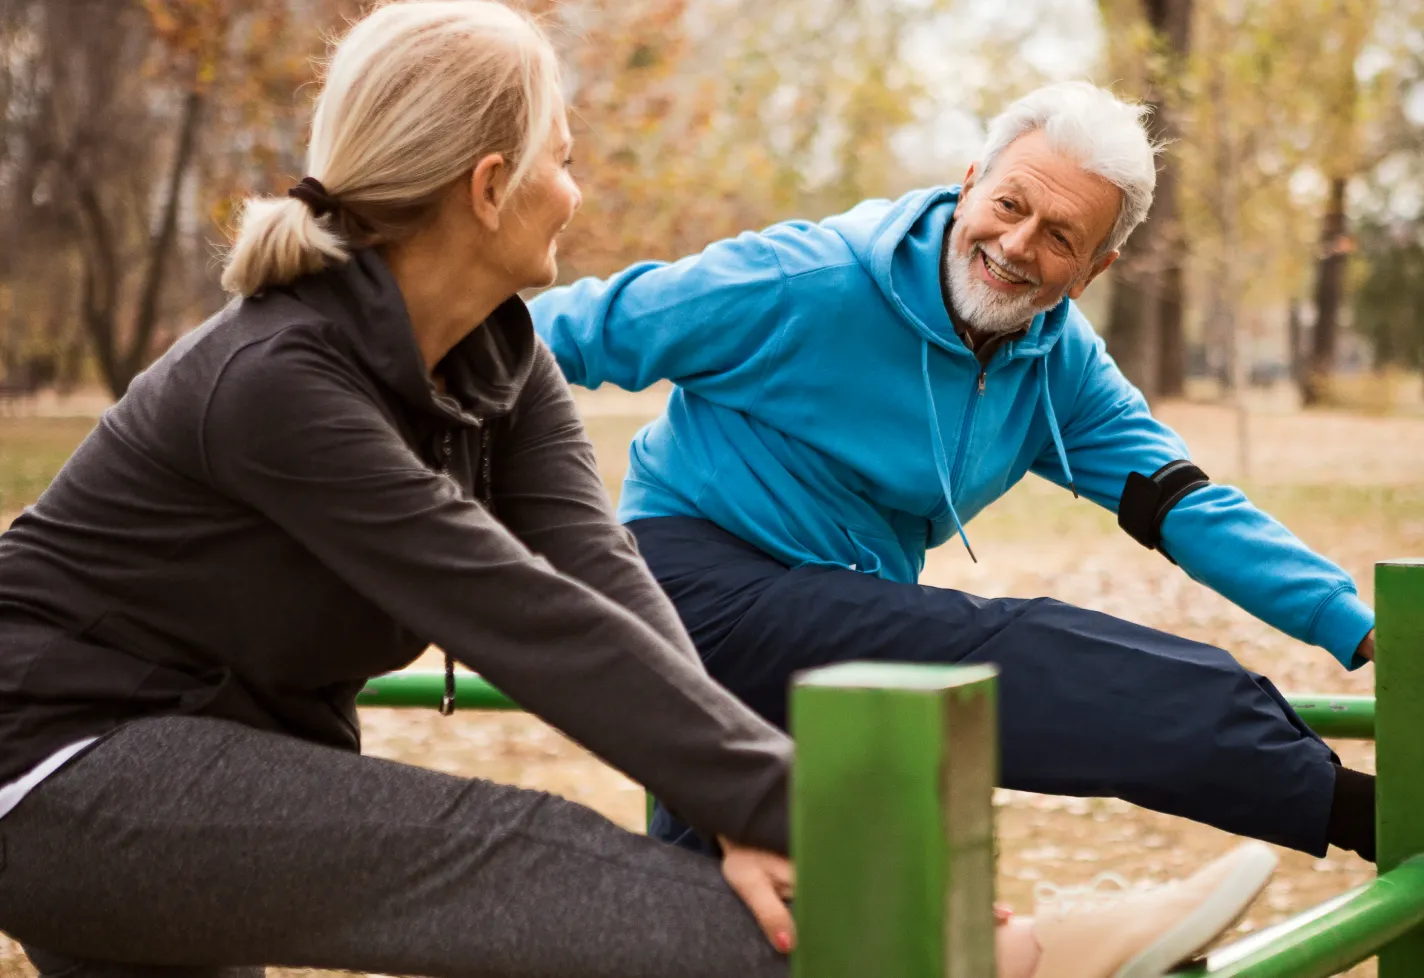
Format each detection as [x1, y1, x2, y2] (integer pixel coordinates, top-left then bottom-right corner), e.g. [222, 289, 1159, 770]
[529, 231, 788, 393]
[1031, 333, 1375, 670]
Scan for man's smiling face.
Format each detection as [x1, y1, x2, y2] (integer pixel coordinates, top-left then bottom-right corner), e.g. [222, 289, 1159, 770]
[945, 129, 1123, 336]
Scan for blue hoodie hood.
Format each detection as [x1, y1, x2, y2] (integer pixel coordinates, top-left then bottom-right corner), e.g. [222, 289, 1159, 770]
[825, 187, 1078, 559]
[826, 186, 1072, 357]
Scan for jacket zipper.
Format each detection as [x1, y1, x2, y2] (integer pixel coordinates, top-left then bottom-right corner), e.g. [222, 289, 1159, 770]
[477, 422, 491, 505]
[948, 365, 987, 491]
[438, 430, 453, 474]
[437, 417, 486, 717]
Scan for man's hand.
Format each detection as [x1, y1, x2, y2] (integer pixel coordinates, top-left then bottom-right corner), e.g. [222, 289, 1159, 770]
[719, 836, 796, 953]
[1358, 629, 1375, 662]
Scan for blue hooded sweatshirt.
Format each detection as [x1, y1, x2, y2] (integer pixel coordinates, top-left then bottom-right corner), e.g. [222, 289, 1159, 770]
[530, 186, 1375, 669]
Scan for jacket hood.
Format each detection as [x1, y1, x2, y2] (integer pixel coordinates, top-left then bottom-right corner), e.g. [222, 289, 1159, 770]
[820, 186, 1081, 560]
[822, 185, 1072, 360]
[284, 247, 536, 428]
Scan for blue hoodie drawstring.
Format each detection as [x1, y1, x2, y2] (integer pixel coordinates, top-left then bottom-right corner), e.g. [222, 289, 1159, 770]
[1037, 358, 1077, 498]
[921, 339, 977, 562]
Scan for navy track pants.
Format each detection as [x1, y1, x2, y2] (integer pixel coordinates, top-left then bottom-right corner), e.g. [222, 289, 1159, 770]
[628, 517, 1339, 857]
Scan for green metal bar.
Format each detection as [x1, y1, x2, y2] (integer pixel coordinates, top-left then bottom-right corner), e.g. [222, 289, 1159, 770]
[1378, 559, 1424, 978]
[358, 670, 658, 830]
[791, 661, 999, 978]
[357, 671, 518, 710]
[364, 672, 1377, 741]
[1170, 856, 1424, 977]
[1284, 693, 1375, 740]
[358, 671, 1378, 740]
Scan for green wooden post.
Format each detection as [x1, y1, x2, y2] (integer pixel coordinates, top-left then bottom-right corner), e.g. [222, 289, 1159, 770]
[792, 662, 999, 978]
[1378, 559, 1424, 978]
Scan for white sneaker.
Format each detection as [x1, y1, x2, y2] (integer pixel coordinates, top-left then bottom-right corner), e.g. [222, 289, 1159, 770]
[1031, 841, 1280, 978]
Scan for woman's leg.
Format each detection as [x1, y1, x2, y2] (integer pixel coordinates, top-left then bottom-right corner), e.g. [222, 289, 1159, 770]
[0, 716, 785, 978]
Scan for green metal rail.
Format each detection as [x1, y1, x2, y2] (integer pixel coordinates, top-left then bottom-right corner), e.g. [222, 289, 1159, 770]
[355, 559, 1424, 977]
[358, 671, 1378, 740]
[1285, 693, 1375, 740]
[1375, 559, 1424, 977]
[358, 670, 518, 710]
[1171, 858, 1424, 977]
[1164, 559, 1424, 976]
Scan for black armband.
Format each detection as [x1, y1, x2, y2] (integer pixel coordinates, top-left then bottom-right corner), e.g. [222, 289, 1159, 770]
[1117, 460, 1211, 556]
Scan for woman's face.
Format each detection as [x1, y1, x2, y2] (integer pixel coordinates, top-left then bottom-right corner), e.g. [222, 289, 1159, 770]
[497, 113, 582, 291]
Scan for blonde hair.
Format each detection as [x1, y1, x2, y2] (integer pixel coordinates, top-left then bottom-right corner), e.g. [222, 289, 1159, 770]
[222, 0, 563, 296]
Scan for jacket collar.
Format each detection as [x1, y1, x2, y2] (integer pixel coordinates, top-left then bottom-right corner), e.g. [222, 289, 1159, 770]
[286, 248, 536, 427]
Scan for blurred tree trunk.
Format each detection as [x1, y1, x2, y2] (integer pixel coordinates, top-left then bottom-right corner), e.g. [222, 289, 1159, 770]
[77, 88, 203, 399]
[1300, 0, 1373, 406]
[1287, 298, 1304, 384]
[1103, 0, 1193, 402]
[1149, 0, 1191, 398]
[3, 0, 322, 398]
[1304, 176, 1349, 405]
[1155, 157, 1188, 397]
[1105, 246, 1161, 400]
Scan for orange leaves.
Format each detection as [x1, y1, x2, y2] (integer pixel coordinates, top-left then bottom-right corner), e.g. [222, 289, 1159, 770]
[142, 0, 230, 90]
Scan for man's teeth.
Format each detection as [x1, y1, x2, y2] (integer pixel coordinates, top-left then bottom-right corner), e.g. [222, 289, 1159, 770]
[982, 252, 1028, 285]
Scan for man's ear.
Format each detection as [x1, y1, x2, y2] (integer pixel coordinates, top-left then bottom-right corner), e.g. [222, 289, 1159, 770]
[1068, 249, 1119, 300]
[961, 161, 979, 195]
[469, 153, 508, 232]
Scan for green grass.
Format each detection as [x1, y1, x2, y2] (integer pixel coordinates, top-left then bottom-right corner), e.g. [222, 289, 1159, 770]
[0, 416, 97, 516]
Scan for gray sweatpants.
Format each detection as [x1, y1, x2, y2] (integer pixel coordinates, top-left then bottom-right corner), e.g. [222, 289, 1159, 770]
[0, 716, 787, 978]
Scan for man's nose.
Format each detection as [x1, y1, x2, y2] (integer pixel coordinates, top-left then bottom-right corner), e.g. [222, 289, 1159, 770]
[999, 219, 1036, 264]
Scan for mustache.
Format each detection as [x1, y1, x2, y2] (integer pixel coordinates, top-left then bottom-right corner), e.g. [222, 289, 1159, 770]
[973, 244, 1041, 287]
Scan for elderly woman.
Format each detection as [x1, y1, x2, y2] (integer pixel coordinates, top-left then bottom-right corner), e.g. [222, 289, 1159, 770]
[0, 3, 1274, 977]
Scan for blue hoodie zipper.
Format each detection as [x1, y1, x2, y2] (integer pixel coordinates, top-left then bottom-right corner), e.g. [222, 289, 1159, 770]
[949, 365, 987, 492]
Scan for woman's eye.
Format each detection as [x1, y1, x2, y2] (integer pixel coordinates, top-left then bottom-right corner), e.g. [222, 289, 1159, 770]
[997, 198, 1015, 211]
[563, 157, 575, 168]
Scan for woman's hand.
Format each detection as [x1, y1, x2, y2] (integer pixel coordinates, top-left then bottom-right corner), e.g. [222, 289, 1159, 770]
[718, 836, 796, 953]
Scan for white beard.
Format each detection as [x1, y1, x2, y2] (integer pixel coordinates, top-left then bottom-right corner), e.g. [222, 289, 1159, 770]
[943, 241, 1060, 336]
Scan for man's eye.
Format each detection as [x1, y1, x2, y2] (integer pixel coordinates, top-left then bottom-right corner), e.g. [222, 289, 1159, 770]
[997, 198, 1015, 211]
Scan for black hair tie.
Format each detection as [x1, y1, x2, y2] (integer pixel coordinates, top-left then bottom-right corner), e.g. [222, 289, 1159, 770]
[287, 176, 339, 218]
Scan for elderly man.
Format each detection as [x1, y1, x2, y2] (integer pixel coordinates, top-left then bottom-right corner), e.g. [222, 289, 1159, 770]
[529, 82, 1377, 862]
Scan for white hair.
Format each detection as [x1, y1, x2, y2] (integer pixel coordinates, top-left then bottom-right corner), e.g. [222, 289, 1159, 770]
[222, 0, 563, 296]
[979, 82, 1161, 255]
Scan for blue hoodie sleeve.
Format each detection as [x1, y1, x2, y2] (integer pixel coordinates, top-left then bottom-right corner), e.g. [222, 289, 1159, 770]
[528, 232, 788, 393]
[1031, 334, 1374, 670]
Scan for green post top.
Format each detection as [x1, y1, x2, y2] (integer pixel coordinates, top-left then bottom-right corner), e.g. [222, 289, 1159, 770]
[795, 660, 1000, 691]
[792, 661, 999, 978]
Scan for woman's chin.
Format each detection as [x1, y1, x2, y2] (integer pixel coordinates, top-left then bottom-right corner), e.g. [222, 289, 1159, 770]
[523, 259, 559, 292]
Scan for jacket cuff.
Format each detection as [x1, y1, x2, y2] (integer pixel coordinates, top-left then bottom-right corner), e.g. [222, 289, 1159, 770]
[1312, 589, 1376, 670]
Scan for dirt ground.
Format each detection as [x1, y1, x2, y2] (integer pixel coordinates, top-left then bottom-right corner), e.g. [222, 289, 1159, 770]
[1, 390, 1422, 976]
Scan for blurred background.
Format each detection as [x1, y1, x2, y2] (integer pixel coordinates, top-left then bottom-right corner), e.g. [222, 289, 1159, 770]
[0, 0, 1422, 416]
[1, 2, 1423, 975]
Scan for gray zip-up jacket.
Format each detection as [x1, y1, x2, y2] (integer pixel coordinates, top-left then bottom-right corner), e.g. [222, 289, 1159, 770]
[0, 249, 791, 852]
